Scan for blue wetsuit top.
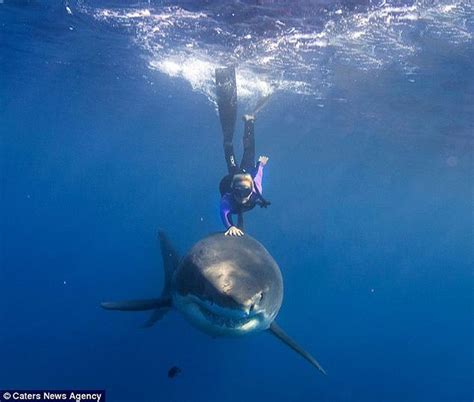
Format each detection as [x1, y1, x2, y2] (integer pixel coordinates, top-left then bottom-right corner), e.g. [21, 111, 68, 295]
[220, 162, 265, 229]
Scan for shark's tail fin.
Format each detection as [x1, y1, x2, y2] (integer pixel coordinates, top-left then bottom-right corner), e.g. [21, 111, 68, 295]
[100, 230, 180, 327]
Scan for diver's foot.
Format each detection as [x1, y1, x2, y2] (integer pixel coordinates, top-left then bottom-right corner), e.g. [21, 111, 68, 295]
[242, 114, 255, 123]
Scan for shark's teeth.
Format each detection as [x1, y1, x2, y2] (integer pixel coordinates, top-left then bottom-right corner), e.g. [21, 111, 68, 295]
[198, 305, 254, 328]
[173, 292, 271, 336]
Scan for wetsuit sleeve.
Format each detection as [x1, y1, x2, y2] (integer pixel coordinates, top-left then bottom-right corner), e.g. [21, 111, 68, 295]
[237, 212, 244, 230]
[220, 195, 234, 229]
[253, 162, 264, 194]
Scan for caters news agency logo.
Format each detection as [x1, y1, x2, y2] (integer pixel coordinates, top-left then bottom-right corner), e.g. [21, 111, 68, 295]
[1, 391, 104, 402]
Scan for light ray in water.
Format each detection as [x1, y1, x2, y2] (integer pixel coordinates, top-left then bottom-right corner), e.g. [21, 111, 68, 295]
[83, 0, 473, 105]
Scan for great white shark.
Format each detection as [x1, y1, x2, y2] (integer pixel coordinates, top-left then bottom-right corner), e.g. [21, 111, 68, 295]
[101, 231, 326, 375]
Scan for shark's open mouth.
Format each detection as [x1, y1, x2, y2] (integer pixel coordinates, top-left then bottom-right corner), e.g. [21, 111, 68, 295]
[197, 303, 256, 329]
[174, 292, 270, 335]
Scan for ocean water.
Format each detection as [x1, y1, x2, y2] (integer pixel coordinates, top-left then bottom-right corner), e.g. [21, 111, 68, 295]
[1, 1, 473, 401]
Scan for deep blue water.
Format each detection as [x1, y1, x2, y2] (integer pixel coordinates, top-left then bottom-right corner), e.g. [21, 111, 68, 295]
[1, 1, 473, 401]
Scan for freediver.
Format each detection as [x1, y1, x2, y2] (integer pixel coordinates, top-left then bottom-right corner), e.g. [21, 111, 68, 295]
[215, 66, 271, 237]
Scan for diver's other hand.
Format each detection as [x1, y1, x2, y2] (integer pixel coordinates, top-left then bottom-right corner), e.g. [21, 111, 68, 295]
[225, 226, 244, 237]
[258, 156, 269, 166]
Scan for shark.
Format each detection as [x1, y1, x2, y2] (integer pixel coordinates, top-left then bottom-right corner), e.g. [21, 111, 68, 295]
[101, 231, 326, 375]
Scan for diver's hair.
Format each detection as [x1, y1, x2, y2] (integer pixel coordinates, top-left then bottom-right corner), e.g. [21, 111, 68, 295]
[231, 173, 253, 189]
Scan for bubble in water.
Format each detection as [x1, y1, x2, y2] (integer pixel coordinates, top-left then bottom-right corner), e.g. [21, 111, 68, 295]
[446, 156, 458, 167]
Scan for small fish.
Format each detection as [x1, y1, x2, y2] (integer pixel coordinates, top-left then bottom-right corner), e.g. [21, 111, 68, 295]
[168, 366, 182, 378]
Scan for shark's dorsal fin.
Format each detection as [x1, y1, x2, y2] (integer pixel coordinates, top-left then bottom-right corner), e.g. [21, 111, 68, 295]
[101, 231, 180, 328]
[269, 322, 327, 376]
[158, 230, 180, 298]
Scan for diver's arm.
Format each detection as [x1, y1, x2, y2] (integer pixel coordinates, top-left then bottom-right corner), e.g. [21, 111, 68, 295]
[254, 156, 268, 194]
[253, 163, 264, 194]
[220, 197, 234, 229]
[237, 212, 244, 230]
[221, 196, 244, 236]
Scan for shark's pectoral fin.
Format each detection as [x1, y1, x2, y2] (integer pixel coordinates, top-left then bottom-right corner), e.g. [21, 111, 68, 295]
[101, 298, 171, 312]
[142, 307, 171, 328]
[101, 298, 172, 328]
[268, 322, 327, 376]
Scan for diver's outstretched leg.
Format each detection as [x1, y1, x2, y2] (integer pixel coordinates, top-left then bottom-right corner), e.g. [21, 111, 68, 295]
[240, 114, 256, 172]
[215, 66, 238, 174]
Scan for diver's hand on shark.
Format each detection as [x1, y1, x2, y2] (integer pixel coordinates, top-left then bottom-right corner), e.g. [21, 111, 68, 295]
[225, 226, 244, 237]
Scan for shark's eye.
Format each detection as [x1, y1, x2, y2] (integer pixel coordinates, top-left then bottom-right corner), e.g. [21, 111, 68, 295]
[259, 292, 264, 302]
